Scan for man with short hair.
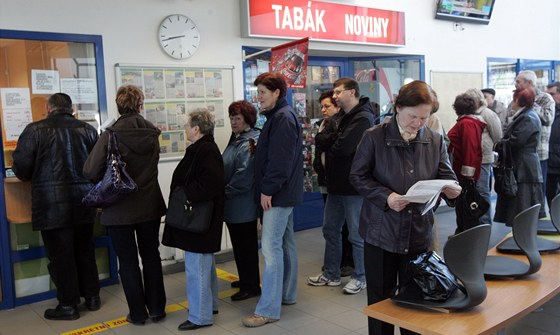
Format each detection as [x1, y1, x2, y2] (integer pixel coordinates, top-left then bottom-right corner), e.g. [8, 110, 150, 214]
[482, 88, 508, 131]
[12, 93, 100, 320]
[308, 78, 375, 294]
[511, 70, 555, 217]
[545, 82, 560, 210]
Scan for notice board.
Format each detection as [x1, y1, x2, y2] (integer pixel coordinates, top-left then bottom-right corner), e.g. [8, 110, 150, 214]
[430, 71, 483, 132]
[115, 64, 234, 159]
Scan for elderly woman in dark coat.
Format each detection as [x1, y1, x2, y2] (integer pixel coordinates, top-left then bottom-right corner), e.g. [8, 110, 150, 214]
[83, 85, 167, 325]
[162, 109, 225, 331]
[349, 81, 460, 335]
[494, 88, 543, 225]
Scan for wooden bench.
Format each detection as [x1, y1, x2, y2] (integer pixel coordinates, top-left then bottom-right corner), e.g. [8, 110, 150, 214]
[363, 246, 560, 335]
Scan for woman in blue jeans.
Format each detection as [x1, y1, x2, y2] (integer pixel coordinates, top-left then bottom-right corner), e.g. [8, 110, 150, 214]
[162, 109, 225, 331]
[242, 72, 303, 328]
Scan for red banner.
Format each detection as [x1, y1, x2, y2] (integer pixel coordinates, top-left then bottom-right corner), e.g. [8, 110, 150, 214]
[270, 37, 309, 88]
[247, 0, 405, 46]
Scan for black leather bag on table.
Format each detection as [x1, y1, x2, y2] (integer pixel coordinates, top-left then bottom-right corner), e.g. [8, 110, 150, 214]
[409, 251, 465, 301]
[164, 148, 214, 234]
[493, 142, 518, 197]
[82, 131, 138, 208]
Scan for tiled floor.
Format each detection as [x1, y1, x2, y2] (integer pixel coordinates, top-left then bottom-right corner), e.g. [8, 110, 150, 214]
[0, 205, 559, 335]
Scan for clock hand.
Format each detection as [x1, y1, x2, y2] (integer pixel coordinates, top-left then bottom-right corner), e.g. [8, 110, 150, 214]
[161, 35, 185, 41]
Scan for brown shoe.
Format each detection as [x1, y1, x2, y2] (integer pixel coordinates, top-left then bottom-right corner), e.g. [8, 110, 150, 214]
[242, 314, 278, 327]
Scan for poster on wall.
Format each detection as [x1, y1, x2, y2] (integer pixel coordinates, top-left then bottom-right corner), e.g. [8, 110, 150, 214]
[115, 64, 234, 159]
[270, 37, 309, 88]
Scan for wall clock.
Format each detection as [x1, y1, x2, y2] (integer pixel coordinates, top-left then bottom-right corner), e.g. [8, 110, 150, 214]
[158, 14, 200, 59]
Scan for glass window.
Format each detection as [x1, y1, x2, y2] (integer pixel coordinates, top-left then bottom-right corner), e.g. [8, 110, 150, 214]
[353, 59, 421, 119]
[0, 38, 101, 176]
[488, 60, 517, 106]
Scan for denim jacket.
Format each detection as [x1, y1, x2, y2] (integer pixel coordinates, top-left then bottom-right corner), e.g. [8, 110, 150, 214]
[223, 128, 260, 223]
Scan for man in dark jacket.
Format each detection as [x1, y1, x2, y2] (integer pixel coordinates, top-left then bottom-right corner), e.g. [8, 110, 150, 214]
[308, 78, 375, 294]
[546, 82, 560, 210]
[12, 93, 100, 321]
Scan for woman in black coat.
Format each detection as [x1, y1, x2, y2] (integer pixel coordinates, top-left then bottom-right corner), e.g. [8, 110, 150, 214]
[494, 88, 543, 225]
[162, 109, 225, 331]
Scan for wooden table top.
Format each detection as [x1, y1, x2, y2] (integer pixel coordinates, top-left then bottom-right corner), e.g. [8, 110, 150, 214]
[363, 246, 560, 335]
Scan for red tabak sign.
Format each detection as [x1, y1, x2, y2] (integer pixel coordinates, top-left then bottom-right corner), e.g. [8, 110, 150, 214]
[247, 0, 405, 46]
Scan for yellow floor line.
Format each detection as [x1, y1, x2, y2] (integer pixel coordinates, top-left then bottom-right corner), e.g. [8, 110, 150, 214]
[59, 268, 239, 335]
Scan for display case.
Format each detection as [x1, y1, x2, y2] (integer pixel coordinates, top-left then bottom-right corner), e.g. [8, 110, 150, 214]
[0, 29, 117, 310]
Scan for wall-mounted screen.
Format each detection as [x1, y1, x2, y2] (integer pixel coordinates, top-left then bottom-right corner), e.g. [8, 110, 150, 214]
[435, 0, 496, 25]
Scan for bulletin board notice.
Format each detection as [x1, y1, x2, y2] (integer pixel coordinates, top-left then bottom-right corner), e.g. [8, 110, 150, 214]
[430, 71, 483, 133]
[115, 64, 234, 159]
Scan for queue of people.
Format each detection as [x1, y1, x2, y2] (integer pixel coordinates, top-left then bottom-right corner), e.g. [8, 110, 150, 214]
[12, 71, 560, 335]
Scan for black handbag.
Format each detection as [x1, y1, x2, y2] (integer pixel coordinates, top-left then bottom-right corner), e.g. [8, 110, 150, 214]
[458, 180, 490, 220]
[494, 142, 518, 197]
[164, 148, 214, 234]
[165, 186, 214, 234]
[82, 131, 138, 208]
[409, 251, 465, 301]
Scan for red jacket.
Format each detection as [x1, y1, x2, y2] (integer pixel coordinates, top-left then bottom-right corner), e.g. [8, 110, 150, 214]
[447, 115, 486, 181]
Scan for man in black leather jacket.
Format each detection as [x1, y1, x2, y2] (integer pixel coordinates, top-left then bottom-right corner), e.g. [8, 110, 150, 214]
[12, 93, 100, 321]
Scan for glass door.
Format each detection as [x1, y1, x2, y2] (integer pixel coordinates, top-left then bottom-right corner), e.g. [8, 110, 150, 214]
[290, 58, 345, 193]
[350, 56, 424, 121]
[487, 58, 519, 106]
[0, 29, 114, 310]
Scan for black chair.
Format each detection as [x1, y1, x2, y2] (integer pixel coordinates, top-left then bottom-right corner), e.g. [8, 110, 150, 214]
[392, 224, 491, 310]
[537, 193, 560, 235]
[496, 199, 560, 254]
[485, 204, 542, 278]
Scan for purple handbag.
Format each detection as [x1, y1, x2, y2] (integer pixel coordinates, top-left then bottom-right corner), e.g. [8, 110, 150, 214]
[82, 131, 137, 208]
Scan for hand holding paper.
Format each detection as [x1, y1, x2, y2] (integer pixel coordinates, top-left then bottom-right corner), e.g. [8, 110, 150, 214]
[388, 192, 410, 212]
[397, 179, 460, 203]
[395, 179, 461, 216]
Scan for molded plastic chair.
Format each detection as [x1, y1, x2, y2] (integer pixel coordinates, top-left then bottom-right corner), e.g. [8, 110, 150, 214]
[497, 198, 560, 254]
[537, 194, 560, 235]
[392, 224, 491, 310]
[484, 204, 542, 278]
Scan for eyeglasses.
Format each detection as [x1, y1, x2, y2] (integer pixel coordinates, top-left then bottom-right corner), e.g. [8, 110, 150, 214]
[333, 89, 349, 96]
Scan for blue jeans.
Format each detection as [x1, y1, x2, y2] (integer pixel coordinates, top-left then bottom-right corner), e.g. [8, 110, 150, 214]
[476, 164, 492, 226]
[255, 207, 298, 320]
[322, 194, 365, 281]
[185, 251, 218, 325]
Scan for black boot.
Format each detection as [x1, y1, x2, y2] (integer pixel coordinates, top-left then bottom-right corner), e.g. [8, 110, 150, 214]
[44, 304, 79, 320]
[84, 296, 101, 311]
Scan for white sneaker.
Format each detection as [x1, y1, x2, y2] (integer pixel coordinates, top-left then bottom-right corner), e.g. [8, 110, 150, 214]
[307, 273, 341, 286]
[343, 278, 366, 294]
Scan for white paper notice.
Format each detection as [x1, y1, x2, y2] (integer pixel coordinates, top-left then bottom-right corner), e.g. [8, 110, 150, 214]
[32, 70, 60, 94]
[60, 78, 98, 104]
[1, 88, 31, 109]
[0, 88, 33, 140]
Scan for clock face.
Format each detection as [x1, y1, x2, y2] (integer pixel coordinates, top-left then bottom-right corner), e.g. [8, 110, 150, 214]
[158, 15, 200, 59]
